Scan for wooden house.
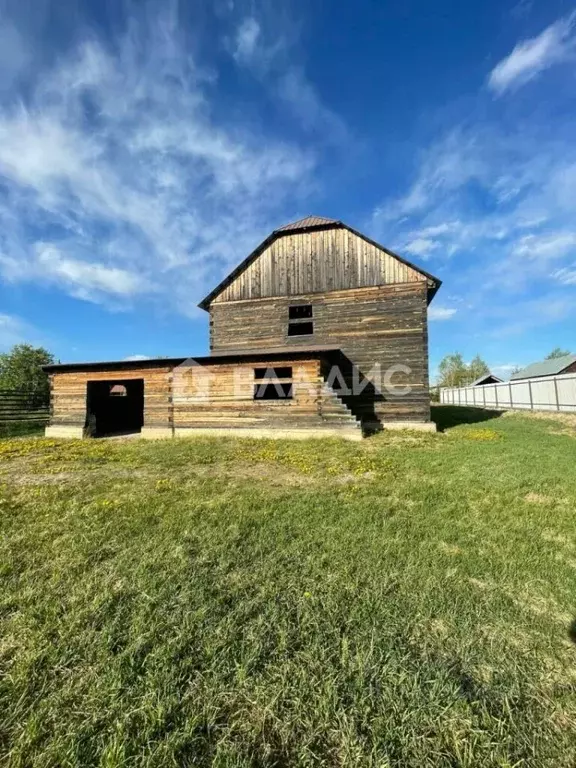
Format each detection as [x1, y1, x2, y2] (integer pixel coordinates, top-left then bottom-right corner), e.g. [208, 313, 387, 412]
[44, 216, 441, 440]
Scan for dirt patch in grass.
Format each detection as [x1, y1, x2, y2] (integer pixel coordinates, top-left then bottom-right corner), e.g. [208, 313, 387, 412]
[525, 492, 553, 504]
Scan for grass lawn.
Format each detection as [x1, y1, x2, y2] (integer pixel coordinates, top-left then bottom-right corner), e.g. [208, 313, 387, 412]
[1, 407, 576, 767]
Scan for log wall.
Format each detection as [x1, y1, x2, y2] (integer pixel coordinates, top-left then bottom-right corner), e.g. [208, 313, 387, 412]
[210, 283, 430, 424]
[47, 357, 360, 437]
[48, 366, 173, 430]
[172, 357, 355, 431]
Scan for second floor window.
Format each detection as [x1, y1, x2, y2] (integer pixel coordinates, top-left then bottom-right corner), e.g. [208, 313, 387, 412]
[288, 304, 313, 336]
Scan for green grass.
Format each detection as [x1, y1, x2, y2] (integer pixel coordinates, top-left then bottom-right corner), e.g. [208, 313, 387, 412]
[1, 407, 576, 767]
[0, 421, 46, 439]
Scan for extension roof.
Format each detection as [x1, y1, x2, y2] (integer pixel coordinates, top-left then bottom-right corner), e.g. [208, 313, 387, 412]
[198, 216, 441, 310]
[510, 353, 576, 381]
[42, 346, 343, 374]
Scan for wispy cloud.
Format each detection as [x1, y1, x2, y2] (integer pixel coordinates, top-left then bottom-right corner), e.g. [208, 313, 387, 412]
[232, 17, 261, 64]
[227, 10, 346, 141]
[429, 306, 457, 321]
[0, 313, 39, 351]
[123, 354, 151, 361]
[404, 237, 441, 258]
[488, 13, 576, 94]
[552, 264, 576, 285]
[512, 232, 576, 261]
[373, 121, 576, 293]
[0, 5, 319, 313]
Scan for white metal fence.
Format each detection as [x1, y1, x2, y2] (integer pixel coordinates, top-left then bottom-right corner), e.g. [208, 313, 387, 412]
[440, 372, 576, 413]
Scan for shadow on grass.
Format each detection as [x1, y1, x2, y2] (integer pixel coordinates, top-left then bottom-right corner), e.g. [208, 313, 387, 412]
[432, 405, 504, 433]
[568, 618, 576, 644]
[0, 423, 46, 439]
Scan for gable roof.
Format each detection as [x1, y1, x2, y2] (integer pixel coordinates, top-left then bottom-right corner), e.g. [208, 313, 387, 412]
[510, 353, 576, 381]
[199, 216, 441, 310]
[471, 373, 503, 386]
[275, 215, 339, 232]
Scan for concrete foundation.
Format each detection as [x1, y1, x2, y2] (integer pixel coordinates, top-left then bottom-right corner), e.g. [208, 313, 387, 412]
[44, 426, 84, 439]
[174, 426, 363, 441]
[381, 421, 437, 432]
[140, 427, 174, 439]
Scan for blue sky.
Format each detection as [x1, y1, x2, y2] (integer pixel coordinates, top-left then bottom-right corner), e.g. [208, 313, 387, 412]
[0, 0, 575, 380]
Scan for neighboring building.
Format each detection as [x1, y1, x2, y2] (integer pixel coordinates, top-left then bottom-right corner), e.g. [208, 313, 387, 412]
[510, 353, 576, 382]
[44, 216, 441, 440]
[470, 373, 503, 386]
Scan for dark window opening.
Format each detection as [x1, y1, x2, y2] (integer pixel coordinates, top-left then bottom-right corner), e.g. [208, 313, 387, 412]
[288, 321, 314, 336]
[289, 304, 313, 319]
[253, 366, 293, 400]
[254, 366, 293, 380]
[254, 383, 293, 400]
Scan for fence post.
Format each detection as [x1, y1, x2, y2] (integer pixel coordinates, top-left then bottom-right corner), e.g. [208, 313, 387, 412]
[553, 377, 560, 411]
[509, 382, 513, 409]
[495, 384, 499, 408]
[528, 379, 533, 411]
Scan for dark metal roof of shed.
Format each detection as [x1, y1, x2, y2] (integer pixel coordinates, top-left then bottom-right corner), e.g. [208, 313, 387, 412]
[470, 373, 504, 386]
[42, 346, 343, 374]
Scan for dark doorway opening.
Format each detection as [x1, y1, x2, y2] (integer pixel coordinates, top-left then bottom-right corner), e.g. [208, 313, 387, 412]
[86, 379, 144, 437]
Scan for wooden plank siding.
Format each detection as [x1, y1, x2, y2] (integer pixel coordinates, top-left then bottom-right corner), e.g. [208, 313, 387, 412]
[48, 367, 173, 430]
[47, 356, 360, 437]
[210, 283, 430, 424]
[172, 358, 357, 431]
[213, 229, 426, 303]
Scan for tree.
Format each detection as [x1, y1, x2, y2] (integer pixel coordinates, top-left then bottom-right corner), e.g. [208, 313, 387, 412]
[467, 354, 489, 383]
[437, 352, 467, 388]
[545, 347, 571, 359]
[0, 344, 55, 404]
[437, 352, 490, 387]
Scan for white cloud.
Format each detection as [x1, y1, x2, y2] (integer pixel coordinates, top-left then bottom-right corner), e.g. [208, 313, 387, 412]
[227, 12, 345, 141]
[373, 130, 486, 221]
[429, 306, 457, 321]
[124, 354, 151, 361]
[372, 121, 576, 305]
[512, 232, 576, 260]
[552, 265, 576, 285]
[492, 363, 520, 375]
[0, 313, 36, 351]
[488, 13, 576, 94]
[416, 223, 455, 238]
[404, 238, 441, 258]
[35, 245, 150, 299]
[0, 9, 317, 313]
[277, 67, 347, 140]
[233, 18, 261, 64]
